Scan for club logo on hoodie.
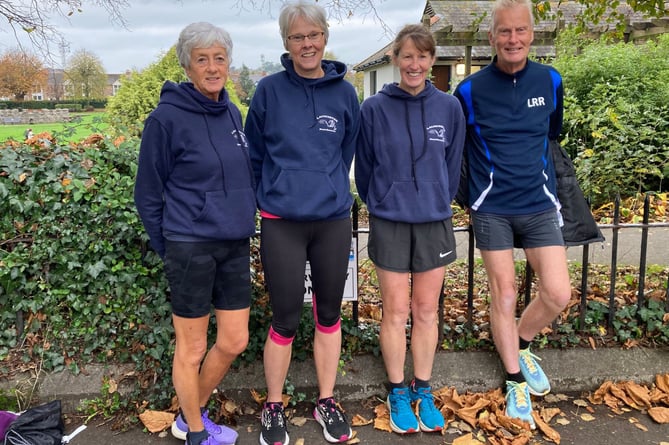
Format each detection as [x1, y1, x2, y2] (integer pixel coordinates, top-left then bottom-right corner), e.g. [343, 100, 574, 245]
[232, 129, 249, 148]
[317, 115, 338, 133]
[427, 125, 446, 143]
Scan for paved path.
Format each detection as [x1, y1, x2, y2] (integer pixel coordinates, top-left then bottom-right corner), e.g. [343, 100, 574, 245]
[356, 226, 669, 266]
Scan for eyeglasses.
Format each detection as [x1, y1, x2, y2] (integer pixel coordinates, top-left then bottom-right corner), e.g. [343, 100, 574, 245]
[286, 31, 324, 44]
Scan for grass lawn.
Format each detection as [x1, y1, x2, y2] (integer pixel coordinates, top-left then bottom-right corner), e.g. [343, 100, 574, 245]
[0, 112, 109, 143]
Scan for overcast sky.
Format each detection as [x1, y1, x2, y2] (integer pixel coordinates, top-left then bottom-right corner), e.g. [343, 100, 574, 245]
[0, 0, 425, 73]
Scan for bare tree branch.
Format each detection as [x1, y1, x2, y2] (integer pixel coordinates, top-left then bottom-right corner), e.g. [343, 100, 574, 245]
[1, 0, 129, 66]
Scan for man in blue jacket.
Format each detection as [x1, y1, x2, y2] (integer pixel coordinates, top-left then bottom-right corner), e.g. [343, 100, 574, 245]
[454, 0, 571, 429]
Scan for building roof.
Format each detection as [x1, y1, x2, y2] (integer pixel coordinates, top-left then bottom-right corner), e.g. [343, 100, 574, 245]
[354, 0, 669, 71]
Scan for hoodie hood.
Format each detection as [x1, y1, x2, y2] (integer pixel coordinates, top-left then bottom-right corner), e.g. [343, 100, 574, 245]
[378, 80, 436, 101]
[280, 53, 347, 85]
[158, 81, 231, 115]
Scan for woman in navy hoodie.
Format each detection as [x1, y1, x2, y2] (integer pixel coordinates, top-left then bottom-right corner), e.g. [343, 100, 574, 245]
[134, 22, 255, 445]
[244, 2, 360, 444]
[355, 24, 465, 435]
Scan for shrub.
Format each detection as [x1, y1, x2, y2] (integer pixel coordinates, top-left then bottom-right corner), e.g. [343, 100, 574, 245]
[55, 103, 82, 112]
[0, 136, 174, 405]
[554, 33, 669, 205]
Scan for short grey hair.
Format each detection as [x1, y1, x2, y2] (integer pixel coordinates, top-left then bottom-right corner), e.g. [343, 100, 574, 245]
[490, 0, 534, 33]
[278, 1, 329, 51]
[176, 22, 233, 69]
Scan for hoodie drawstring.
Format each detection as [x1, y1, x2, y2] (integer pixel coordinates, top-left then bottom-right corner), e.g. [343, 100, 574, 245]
[203, 114, 227, 193]
[404, 98, 429, 192]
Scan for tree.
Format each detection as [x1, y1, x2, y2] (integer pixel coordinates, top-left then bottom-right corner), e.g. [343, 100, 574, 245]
[2, 1, 666, 68]
[0, 48, 47, 100]
[237, 64, 255, 106]
[534, 0, 667, 34]
[1, 0, 128, 64]
[65, 49, 107, 99]
[258, 54, 283, 75]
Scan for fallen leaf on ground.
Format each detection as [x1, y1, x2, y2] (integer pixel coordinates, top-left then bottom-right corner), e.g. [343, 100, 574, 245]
[633, 422, 648, 431]
[457, 398, 490, 428]
[453, 432, 484, 444]
[573, 399, 589, 408]
[351, 414, 372, 426]
[655, 374, 669, 394]
[648, 407, 669, 423]
[138, 410, 174, 433]
[373, 403, 392, 432]
[623, 381, 652, 408]
[580, 413, 596, 422]
[545, 393, 570, 403]
[532, 412, 561, 444]
[539, 407, 562, 423]
[290, 416, 308, 427]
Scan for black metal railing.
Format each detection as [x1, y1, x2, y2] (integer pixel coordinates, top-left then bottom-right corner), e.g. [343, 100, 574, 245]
[351, 194, 669, 333]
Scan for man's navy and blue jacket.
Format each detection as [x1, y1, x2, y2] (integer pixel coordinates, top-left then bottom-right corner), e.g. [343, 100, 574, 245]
[454, 56, 563, 216]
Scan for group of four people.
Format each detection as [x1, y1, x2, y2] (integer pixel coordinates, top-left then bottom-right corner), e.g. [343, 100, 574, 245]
[134, 0, 573, 444]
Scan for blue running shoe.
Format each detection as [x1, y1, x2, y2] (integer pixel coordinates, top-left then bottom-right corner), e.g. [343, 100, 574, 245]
[386, 387, 419, 434]
[409, 383, 444, 432]
[505, 381, 535, 429]
[172, 409, 238, 444]
[519, 348, 551, 396]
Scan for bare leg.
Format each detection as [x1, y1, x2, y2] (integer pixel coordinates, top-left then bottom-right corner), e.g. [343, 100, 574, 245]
[520, 246, 572, 340]
[313, 327, 342, 399]
[376, 267, 411, 384]
[172, 314, 209, 432]
[479, 249, 522, 374]
[197, 308, 250, 404]
[263, 337, 292, 403]
[409, 267, 445, 381]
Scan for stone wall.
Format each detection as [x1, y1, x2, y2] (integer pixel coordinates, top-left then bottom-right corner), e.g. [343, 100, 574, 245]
[0, 109, 70, 125]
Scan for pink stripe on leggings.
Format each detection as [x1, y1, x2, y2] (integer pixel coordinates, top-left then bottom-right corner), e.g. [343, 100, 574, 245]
[268, 326, 294, 346]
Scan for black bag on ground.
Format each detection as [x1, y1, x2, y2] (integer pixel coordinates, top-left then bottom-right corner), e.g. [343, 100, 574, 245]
[3, 400, 64, 445]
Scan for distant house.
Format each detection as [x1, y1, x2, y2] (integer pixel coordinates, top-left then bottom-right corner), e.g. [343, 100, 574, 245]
[26, 68, 129, 101]
[353, 0, 669, 99]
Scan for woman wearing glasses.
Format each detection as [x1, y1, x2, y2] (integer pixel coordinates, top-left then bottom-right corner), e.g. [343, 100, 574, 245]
[244, 2, 360, 444]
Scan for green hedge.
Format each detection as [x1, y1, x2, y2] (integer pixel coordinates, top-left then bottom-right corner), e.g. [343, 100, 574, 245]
[55, 103, 83, 111]
[0, 137, 309, 409]
[0, 137, 175, 403]
[0, 99, 108, 110]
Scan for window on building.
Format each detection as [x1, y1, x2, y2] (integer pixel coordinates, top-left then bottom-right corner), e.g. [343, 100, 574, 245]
[370, 70, 377, 95]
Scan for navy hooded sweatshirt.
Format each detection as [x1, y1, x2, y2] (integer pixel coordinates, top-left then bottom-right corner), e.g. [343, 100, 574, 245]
[134, 81, 256, 258]
[244, 53, 360, 221]
[355, 81, 466, 223]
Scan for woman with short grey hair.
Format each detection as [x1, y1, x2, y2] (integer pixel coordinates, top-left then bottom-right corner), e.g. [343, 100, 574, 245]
[135, 21, 255, 445]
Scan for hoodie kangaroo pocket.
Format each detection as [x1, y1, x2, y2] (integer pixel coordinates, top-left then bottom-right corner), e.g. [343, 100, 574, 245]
[193, 188, 256, 239]
[267, 169, 338, 219]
